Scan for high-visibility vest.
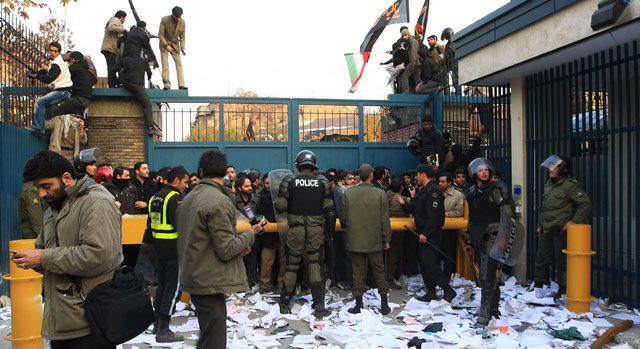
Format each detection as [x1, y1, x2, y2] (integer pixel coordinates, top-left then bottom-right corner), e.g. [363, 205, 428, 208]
[148, 190, 179, 239]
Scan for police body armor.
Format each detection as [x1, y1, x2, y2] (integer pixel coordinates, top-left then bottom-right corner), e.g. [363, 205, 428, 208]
[148, 189, 180, 240]
[467, 184, 501, 244]
[287, 174, 324, 217]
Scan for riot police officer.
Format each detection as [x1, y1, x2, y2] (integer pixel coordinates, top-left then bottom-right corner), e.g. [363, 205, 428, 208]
[465, 158, 513, 327]
[73, 147, 99, 179]
[276, 150, 334, 317]
[147, 166, 189, 342]
[534, 155, 592, 293]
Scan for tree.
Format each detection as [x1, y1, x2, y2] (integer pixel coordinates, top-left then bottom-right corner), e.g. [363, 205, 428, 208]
[0, 0, 77, 124]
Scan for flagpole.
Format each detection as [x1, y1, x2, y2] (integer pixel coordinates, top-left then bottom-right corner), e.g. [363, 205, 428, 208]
[421, 0, 430, 42]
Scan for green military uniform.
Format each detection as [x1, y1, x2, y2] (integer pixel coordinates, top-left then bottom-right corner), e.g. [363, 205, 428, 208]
[18, 181, 47, 239]
[534, 176, 592, 289]
[341, 183, 391, 302]
[276, 168, 333, 315]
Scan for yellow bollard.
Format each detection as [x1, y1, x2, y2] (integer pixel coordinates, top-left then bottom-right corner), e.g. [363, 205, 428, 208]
[562, 224, 596, 313]
[3, 239, 43, 349]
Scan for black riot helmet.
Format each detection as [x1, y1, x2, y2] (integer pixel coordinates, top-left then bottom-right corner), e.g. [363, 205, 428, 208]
[295, 150, 318, 171]
[74, 147, 100, 178]
[441, 27, 454, 41]
[406, 136, 420, 155]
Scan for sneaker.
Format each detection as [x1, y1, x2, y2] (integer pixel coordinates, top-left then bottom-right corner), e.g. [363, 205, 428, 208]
[147, 126, 162, 137]
[156, 329, 184, 343]
[178, 86, 188, 90]
[25, 126, 44, 134]
[163, 86, 170, 90]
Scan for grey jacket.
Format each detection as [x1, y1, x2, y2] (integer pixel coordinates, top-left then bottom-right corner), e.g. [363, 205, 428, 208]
[37, 176, 123, 340]
[177, 179, 255, 295]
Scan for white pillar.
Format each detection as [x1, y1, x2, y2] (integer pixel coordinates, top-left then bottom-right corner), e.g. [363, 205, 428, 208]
[510, 77, 527, 282]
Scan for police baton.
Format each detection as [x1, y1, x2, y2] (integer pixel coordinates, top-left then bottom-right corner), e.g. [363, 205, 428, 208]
[403, 225, 456, 264]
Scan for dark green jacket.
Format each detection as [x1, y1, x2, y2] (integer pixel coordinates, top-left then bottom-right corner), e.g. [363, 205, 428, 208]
[18, 181, 47, 238]
[538, 177, 592, 230]
[177, 179, 254, 295]
[341, 183, 392, 253]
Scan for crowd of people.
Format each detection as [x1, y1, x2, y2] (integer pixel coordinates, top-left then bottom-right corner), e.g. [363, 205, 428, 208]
[25, 6, 186, 140]
[382, 26, 458, 95]
[15, 139, 592, 348]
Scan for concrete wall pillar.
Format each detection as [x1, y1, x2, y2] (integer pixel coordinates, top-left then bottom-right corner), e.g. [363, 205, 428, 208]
[510, 77, 527, 281]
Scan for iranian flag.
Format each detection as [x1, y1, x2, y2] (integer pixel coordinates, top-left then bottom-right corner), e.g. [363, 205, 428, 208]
[345, 52, 371, 93]
[346, 0, 410, 93]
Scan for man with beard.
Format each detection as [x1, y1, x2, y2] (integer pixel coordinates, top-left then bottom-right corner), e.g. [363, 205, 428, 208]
[14, 151, 122, 347]
[103, 166, 136, 214]
[235, 176, 260, 288]
[132, 161, 158, 214]
[256, 173, 284, 292]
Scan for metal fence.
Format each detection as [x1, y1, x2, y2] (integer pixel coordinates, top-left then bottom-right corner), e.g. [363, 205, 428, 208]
[146, 96, 428, 174]
[0, 4, 48, 126]
[439, 85, 512, 184]
[525, 40, 639, 306]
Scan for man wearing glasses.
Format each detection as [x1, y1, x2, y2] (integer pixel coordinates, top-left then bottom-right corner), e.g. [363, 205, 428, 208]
[27, 42, 72, 134]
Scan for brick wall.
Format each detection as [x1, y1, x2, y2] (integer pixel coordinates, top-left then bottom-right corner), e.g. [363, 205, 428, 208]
[382, 122, 418, 142]
[86, 97, 146, 168]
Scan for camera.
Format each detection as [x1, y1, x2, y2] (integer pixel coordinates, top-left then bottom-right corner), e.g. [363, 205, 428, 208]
[26, 70, 38, 79]
[243, 206, 265, 227]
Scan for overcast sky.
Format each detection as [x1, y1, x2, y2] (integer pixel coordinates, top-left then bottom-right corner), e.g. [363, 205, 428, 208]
[29, 0, 508, 100]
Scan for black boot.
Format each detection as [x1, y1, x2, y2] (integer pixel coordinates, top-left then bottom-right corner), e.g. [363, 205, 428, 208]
[146, 314, 159, 334]
[311, 283, 330, 318]
[279, 289, 292, 314]
[417, 289, 437, 302]
[490, 287, 501, 318]
[155, 315, 184, 343]
[348, 295, 363, 314]
[443, 287, 457, 303]
[476, 288, 492, 328]
[380, 294, 391, 315]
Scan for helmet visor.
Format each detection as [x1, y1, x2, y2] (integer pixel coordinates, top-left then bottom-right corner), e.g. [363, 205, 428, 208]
[468, 158, 493, 177]
[541, 154, 563, 171]
[78, 147, 100, 164]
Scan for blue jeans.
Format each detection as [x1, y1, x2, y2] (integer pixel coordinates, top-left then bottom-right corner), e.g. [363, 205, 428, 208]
[31, 90, 71, 131]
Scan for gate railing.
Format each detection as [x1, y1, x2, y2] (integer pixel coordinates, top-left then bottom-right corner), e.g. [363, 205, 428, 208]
[0, 3, 48, 126]
[525, 39, 639, 307]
